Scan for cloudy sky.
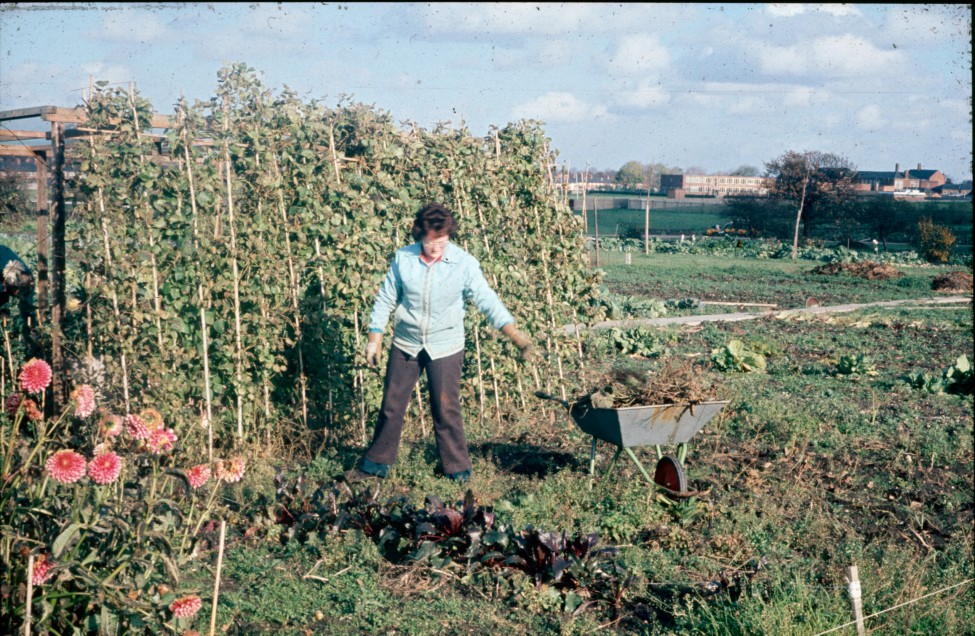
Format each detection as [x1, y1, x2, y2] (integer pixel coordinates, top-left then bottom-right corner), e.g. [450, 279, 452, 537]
[1, 3, 971, 180]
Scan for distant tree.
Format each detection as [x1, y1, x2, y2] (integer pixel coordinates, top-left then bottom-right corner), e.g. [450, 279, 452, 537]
[730, 165, 759, 177]
[616, 161, 646, 188]
[684, 165, 707, 175]
[850, 196, 914, 250]
[764, 150, 858, 259]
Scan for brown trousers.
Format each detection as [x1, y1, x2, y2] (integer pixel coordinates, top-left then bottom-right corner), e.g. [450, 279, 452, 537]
[363, 346, 470, 475]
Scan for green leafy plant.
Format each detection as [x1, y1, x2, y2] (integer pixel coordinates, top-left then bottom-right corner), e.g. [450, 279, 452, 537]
[710, 339, 767, 373]
[905, 355, 973, 395]
[915, 217, 957, 263]
[834, 354, 879, 378]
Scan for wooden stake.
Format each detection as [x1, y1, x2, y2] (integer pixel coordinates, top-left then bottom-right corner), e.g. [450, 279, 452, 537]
[846, 565, 866, 636]
[34, 154, 48, 324]
[209, 520, 227, 636]
[222, 100, 245, 441]
[25, 554, 34, 636]
[353, 310, 367, 445]
[49, 121, 67, 409]
[489, 356, 502, 429]
[199, 284, 214, 462]
[414, 383, 428, 438]
[328, 122, 343, 184]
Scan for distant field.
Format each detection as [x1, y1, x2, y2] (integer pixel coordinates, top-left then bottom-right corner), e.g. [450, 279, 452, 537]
[580, 206, 732, 236]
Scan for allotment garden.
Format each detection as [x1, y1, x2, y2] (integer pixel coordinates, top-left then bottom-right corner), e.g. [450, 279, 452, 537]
[1, 65, 972, 635]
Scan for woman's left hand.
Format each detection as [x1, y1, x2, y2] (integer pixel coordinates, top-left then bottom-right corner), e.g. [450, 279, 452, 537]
[501, 323, 533, 361]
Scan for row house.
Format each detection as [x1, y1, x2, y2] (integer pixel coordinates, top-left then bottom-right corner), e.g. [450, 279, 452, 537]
[853, 163, 947, 194]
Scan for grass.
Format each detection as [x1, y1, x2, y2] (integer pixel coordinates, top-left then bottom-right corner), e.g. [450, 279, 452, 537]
[597, 251, 964, 311]
[170, 252, 975, 635]
[580, 207, 731, 236]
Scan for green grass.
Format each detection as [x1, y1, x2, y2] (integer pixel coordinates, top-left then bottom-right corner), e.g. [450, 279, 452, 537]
[580, 207, 731, 236]
[177, 256, 975, 635]
[597, 252, 962, 310]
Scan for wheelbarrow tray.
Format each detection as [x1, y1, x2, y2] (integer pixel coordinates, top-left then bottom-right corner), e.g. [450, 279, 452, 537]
[569, 400, 729, 448]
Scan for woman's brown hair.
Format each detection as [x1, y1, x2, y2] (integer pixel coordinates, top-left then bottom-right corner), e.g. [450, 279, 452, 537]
[411, 202, 459, 242]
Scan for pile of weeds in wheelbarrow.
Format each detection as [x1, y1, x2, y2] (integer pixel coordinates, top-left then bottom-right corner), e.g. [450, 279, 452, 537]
[581, 358, 720, 408]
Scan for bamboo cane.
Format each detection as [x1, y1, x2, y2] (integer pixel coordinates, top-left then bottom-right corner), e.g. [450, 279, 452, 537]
[209, 520, 226, 636]
[200, 284, 213, 462]
[313, 238, 335, 429]
[127, 85, 165, 353]
[353, 309, 367, 445]
[414, 384, 428, 439]
[328, 122, 343, 185]
[221, 99, 246, 441]
[25, 554, 33, 636]
[88, 122, 131, 413]
[489, 356, 502, 429]
[472, 325, 487, 424]
[178, 96, 200, 244]
[85, 272, 93, 361]
[269, 154, 308, 428]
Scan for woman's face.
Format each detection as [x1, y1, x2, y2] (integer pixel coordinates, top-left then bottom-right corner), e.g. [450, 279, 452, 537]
[421, 231, 449, 260]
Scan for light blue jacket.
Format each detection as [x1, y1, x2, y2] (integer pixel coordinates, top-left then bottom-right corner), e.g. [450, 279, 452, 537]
[368, 242, 514, 359]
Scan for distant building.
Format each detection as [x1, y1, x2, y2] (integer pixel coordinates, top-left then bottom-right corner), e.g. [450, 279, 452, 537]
[935, 180, 972, 198]
[659, 173, 767, 198]
[853, 163, 946, 195]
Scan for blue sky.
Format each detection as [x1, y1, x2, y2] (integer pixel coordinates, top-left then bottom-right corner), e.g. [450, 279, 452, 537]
[1, 3, 971, 180]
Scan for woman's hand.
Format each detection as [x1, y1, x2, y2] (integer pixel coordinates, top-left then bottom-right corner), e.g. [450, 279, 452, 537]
[365, 332, 383, 366]
[501, 323, 533, 361]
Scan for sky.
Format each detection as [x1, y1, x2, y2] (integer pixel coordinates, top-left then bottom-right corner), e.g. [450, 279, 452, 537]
[1, 3, 971, 180]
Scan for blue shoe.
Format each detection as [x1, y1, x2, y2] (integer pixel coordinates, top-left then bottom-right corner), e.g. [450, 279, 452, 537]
[447, 469, 471, 483]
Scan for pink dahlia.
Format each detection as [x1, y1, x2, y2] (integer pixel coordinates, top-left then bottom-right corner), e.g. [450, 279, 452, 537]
[215, 456, 245, 483]
[88, 452, 123, 485]
[45, 449, 87, 484]
[93, 442, 112, 456]
[97, 411, 124, 438]
[186, 464, 211, 489]
[19, 359, 52, 394]
[23, 398, 43, 422]
[170, 595, 203, 619]
[146, 427, 177, 454]
[31, 554, 54, 585]
[4, 393, 23, 417]
[125, 414, 150, 440]
[70, 385, 97, 418]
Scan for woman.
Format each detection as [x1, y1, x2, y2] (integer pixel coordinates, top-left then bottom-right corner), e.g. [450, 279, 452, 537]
[346, 202, 532, 483]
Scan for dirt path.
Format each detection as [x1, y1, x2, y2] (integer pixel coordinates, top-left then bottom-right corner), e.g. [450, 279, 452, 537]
[565, 295, 973, 334]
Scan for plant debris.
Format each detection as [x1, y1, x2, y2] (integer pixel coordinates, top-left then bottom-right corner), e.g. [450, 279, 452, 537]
[931, 270, 973, 293]
[582, 358, 718, 408]
[810, 261, 903, 280]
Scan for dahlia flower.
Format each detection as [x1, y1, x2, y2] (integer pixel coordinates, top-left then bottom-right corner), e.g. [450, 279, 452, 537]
[31, 554, 54, 585]
[215, 456, 245, 483]
[23, 398, 43, 422]
[186, 464, 211, 489]
[70, 384, 97, 418]
[146, 427, 177, 454]
[93, 442, 112, 456]
[45, 449, 87, 484]
[19, 359, 52, 394]
[98, 412, 124, 438]
[139, 407, 164, 431]
[170, 595, 203, 619]
[125, 414, 150, 440]
[88, 452, 122, 485]
[4, 393, 23, 417]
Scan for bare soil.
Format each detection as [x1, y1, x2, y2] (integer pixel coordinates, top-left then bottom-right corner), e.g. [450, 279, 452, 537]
[931, 270, 974, 293]
[810, 261, 904, 280]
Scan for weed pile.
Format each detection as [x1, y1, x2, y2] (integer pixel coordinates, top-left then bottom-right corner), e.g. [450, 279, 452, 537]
[810, 261, 904, 280]
[582, 359, 718, 408]
[931, 270, 973, 292]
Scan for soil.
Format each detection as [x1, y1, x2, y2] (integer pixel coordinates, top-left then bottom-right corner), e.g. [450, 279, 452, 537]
[931, 270, 974, 293]
[810, 261, 904, 280]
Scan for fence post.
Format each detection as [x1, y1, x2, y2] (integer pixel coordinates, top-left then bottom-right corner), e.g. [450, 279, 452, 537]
[846, 565, 866, 636]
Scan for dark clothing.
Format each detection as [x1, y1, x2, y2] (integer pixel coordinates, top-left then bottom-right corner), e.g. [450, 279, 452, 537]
[363, 345, 470, 475]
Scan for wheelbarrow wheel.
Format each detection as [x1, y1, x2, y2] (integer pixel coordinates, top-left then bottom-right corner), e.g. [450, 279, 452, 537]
[654, 455, 688, 494]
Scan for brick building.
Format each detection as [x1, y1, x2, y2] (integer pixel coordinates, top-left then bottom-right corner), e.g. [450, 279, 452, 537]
[853, 163, 946, 194]
[659, 173, 767, 198]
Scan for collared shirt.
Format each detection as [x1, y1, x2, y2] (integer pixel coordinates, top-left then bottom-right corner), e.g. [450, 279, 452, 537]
[368, 241, 514, 359]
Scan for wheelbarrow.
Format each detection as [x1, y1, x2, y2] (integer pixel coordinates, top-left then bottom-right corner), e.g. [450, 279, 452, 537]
[535, 391, 729, 495]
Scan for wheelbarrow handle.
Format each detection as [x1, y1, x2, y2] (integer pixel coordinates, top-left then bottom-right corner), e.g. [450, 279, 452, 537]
[533, 390, 571, 409]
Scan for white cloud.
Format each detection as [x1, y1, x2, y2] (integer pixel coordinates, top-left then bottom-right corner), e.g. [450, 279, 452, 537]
[757, 34, 904, 77]
[422, 3, 685, 36]
[766, 4, 862, 18]
[607, 34, 670, 74]
[99, 9, 170, 43]
[614, 79, 671, 108]
[512, 92, 610, 123]
[856, 104, 883, 129]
